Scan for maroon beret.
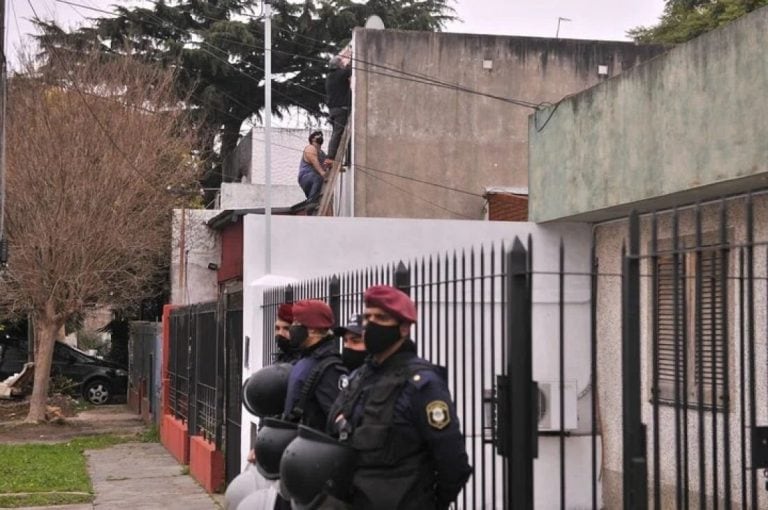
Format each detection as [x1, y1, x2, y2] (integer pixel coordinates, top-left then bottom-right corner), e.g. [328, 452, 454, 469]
[364, 285, 417, 324]
[277, 303, 293, 323]
[292, 300, 334, 329]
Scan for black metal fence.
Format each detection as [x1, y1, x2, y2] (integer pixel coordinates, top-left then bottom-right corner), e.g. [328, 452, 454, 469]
[260, 196, 768, 509]
[168, 303, 224, 447]
[128, 321, 160, 421]
[617, 197, 768, 510]
[263, 245, 518, 508]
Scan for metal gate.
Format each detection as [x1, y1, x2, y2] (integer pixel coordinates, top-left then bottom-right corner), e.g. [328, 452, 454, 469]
[501, 197, 768, 509]
[128, 321, 160, 423]
[224, 291, 243, 484]
[263, 245, 534, 509]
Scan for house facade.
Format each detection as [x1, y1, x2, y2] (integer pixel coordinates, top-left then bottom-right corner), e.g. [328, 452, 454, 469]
[528, 6, 768, 508]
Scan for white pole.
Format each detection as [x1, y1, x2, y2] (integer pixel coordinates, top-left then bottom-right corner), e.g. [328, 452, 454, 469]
[264, 0, 272, 274]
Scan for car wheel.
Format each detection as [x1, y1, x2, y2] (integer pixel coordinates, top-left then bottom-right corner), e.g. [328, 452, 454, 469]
[84, 379, 111, 405]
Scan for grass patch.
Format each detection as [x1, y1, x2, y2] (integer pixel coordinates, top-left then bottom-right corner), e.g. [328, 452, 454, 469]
[0, 435, 130, 508]
[140, 423, 160, 443]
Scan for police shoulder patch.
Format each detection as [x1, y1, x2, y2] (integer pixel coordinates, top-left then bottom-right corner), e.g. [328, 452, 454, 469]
[425, 400, 451, 430]
[338, 374, 350, 390]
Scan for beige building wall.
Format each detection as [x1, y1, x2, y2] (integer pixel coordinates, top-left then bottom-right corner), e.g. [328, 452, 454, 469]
[594, 196, 768, 508]
[352, 29, 665, 219]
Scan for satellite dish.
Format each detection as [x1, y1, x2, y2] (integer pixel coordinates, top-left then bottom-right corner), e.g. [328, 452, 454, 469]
[364, 15, 385, 30]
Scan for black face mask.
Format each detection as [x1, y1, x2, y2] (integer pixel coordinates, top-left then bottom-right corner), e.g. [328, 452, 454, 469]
[275, 335, 292, 353]
[363, 322, 402, 355]
[342, 348, 367, 371]
[315, 137, 324, 145]
[289, 325, 309, 349]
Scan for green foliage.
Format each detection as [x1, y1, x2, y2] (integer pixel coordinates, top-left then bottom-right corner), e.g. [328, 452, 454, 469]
[33, 0, 456, 192]
[0, 435, 130, 507]
[628, 0, 768, 43]
[140, 423, 160, 443]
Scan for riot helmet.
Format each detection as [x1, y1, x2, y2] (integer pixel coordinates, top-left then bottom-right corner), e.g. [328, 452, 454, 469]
[242, 362, 292, 417]
[254, 418, 299, 480]
[280, 425, 357, 509]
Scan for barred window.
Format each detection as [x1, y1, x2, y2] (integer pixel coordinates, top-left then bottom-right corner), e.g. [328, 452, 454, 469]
[654, 247, 727, 409]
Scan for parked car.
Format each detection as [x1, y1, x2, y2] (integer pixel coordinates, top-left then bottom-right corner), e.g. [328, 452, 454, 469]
[0, 335, 127, 405]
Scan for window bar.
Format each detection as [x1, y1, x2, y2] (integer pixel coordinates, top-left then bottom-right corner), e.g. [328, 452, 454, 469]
[695, 205, 707, 508]
[651, 211, 661, 510]
[709, 233, 719, 510]
[682, 213, 691, 509]
[746, 195, 757, 510]
[738, 247, 747, 510]
[590, 233, 599, 510]
[559, 238, 566, 510]
[455, 250, 465, 509]
[672, 207, 684, 509]
[719, 199, 732, 509]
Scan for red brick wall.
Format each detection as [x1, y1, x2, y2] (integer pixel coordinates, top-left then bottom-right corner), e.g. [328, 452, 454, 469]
[218, 221, 243, 283]
[487, 194, 528, 221]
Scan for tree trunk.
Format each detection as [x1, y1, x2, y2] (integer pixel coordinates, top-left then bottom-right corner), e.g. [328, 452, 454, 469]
[25, 305, 60, 423]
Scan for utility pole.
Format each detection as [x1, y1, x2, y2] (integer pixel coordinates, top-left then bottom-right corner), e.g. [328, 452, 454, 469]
[263, 0, 272, 275]
[0, 0, 7, 267]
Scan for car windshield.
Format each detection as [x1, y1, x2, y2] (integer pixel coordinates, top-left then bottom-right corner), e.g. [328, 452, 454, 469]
[54, 342, 95, 363]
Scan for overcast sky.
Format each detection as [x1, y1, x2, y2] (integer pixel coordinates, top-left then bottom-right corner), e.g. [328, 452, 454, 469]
[10, 0, 667, 67]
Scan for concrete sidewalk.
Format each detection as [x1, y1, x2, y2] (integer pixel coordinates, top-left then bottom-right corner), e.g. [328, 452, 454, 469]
[16, 442, 223, 510]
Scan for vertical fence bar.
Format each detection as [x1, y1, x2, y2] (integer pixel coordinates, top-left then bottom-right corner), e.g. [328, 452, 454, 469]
[559, 238, 566, 510]
[329, 276, 341, 333]
[682, 212, 691, 510]
[745, 195, 757, 510]
[591, 232, 599, 510]
[491, 244, 498, 504]
[719, 200, 732, 509]
[480, 245, 487, 509]
[709, 228, 719, 510]
[470, 248, 477, 508]
[695, 205, 707, 509]
[506, 237, 534, 510]
[651, 212, 661, 510]
[738, 247, 747, 510]
[622, 211, 648, 510]
[456, 251, 464, 508]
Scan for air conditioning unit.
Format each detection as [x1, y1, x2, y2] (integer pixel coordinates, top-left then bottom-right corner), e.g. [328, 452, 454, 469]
[537, 380, 578, 431]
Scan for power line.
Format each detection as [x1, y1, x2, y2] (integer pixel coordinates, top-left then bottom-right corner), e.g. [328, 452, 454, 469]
[53, 0, 542, 110]
[250, 135, 484, 199]
[47, 1, 534, 190]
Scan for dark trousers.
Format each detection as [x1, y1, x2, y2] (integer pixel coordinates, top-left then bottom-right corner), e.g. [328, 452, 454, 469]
[299, 171, 324, 201]
[327, 107, 350, 161]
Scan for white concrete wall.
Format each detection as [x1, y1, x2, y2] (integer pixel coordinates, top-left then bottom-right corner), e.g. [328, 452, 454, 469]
[248, 127, 331, 186]
[240, 215, 599, 508]
[170, 209, 220, 305]
[219, 182, 306, 210]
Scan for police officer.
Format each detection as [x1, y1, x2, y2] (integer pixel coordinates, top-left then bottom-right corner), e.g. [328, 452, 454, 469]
[274, 303, 301, 363]
[334, 314, 366, 372]
[328, 285, 471, 510]
[283, 299, 347, 431]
